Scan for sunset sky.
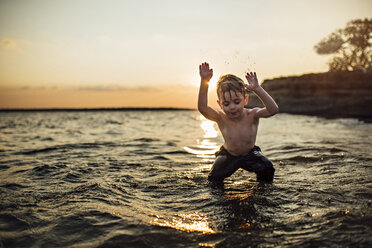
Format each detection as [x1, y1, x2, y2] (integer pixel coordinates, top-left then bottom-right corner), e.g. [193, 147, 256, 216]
[1, 0, 371, 109]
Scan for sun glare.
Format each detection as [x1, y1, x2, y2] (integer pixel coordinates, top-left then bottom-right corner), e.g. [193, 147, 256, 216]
[192, 75, 218, 89]
[208, 77, 218, 89]
[183, 115, 219, 158]
[200, 116, 218, 138]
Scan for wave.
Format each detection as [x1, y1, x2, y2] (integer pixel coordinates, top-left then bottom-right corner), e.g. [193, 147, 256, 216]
[15, 141, 118, 155]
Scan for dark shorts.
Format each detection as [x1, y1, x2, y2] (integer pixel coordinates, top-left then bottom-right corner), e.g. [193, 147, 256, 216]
[208, 145, 275, 184]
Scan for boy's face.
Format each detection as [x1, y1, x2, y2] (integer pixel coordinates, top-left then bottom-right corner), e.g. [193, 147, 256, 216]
[217, 90, 248, 119]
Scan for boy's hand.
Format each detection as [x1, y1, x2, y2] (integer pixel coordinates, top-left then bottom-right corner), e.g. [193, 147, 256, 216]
[199, 62, 213, 83]
[245, 72, 260, 91]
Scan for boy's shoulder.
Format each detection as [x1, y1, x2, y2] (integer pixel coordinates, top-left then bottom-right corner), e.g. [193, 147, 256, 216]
[244, 107, 259, 115]
[216, 110, 226, 118]
[243, 107, 263, 120]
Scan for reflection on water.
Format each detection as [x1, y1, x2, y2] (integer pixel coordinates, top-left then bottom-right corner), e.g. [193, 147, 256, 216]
[152, 115, 220, 237]
[152, 213, 215, 234]
[153, 116, 219, 236]
[200, 117, 218, 138]
[184, 115, 219, 159]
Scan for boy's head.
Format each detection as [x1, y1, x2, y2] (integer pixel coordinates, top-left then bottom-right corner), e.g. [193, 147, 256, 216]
[216, 74, 248, 118]
[216, 74, 246, 100]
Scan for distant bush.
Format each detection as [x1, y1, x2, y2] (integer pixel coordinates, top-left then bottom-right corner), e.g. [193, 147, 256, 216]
[314, 18, 372, 71]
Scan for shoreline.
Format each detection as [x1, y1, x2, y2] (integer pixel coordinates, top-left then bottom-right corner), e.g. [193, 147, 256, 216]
[247, 70, 372, 119]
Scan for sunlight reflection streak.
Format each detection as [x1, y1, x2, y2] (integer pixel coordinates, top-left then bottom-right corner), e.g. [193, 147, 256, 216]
[184, 115, 219, 158]
[152, 213, 215, 234]
[200, 117, 218, 139]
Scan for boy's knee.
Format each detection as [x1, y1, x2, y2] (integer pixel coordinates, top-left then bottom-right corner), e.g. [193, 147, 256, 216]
[208, 174, 223, 183]
[207, 174, 225, 188]
[256, 165, 275, 183]
[208, 178, 224, 188]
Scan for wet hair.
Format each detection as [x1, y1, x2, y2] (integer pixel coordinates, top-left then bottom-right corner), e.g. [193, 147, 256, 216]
[216, 74, 246, 101]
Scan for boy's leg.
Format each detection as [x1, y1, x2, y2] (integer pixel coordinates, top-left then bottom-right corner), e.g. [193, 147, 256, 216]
[241, 146, 275, 183]
[208, 154, 240, 185]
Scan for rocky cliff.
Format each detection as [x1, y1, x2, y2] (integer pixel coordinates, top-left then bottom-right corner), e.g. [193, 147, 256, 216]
[247, 70, 372, 118]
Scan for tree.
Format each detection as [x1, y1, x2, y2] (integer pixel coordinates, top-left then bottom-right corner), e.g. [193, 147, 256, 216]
[314, 18, 372, 71]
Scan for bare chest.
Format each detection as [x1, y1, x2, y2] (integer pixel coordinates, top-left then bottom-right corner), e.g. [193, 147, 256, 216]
[218, 114, 258, 143]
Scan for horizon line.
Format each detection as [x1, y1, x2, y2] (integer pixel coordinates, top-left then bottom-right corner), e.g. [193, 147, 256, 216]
[0, 107, 196, 112]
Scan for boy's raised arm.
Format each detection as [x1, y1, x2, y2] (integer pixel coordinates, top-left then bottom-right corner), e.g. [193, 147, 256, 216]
[245, 72, 279, 118]
[198, 63, 220, 122]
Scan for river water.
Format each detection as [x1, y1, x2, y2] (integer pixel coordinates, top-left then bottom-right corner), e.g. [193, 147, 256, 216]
[0, 110, 371, 247]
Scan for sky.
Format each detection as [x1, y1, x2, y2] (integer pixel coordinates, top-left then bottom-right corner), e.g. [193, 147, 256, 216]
[0, 0, 371, 109]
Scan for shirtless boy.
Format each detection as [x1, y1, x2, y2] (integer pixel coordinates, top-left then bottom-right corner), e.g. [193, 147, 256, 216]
[198, 62, 279, 186]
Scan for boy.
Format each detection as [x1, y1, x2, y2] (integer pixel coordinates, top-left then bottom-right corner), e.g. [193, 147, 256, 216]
[198, 62, 279, 186]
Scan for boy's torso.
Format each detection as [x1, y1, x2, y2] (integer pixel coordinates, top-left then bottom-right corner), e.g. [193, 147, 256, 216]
[217, 108, 259, 156]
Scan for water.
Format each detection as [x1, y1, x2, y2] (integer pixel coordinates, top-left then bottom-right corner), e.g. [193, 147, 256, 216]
[0, 110, 371, 247]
